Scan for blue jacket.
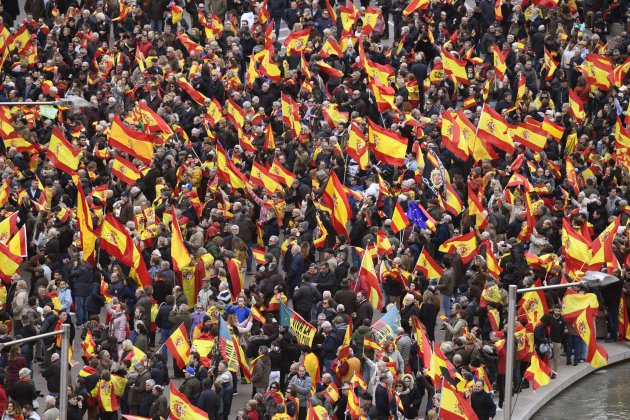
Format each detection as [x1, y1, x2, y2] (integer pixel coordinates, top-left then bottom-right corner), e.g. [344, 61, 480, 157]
[224, 305, 251, 323]
[286, 253, 305, 288]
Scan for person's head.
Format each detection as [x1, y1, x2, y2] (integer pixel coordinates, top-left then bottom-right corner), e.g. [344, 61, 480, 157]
[18, 367, 31, 380]
[298, 365, 307, 377]
[473, 380, 484, 393]
[553, 303, 562, 316]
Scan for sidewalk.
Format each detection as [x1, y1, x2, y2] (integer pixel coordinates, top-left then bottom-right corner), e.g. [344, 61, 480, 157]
[510, 340, 630, 420]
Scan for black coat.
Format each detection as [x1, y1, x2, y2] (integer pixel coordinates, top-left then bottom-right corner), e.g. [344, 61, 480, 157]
[11, 379, 38, 408]
[43, 359, 61, 393]
[86, 281, 104, 314]
[197, 388, 219, 419]
[471, 390, 497, 420]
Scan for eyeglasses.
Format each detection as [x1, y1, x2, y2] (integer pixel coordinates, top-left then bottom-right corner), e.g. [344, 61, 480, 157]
[270, 386, 277, 390]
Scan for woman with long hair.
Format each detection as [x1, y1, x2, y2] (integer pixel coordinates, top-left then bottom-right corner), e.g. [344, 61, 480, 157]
[0, 401, 23, 420]
[5, 346, 26, 393]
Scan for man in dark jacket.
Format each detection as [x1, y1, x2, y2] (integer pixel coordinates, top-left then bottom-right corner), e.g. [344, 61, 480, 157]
[180, 367, 202, 403]
[196, 378, 219, 419]
[471, 380, 497, 420]
[42, 352, 61, 397]
[313, 262, 337, 295]
[156, 295, 174, 366]
[374, 374, 394, 420]
[292, 275, 322, 322]
[286, 245, 305, 298]
[70, 261, 92, 326]
[353, 291, 373, 326]
[334, 280, 357, 315]
[10, 368, 38, 408]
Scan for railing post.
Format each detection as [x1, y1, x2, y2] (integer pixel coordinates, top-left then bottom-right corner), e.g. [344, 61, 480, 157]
[59, 324, 69, 420]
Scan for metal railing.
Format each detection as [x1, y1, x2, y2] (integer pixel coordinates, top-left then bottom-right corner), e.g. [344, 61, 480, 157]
[0, 325, 70, 420]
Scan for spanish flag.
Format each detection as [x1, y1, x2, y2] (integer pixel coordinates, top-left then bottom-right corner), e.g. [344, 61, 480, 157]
[350, 372, 367, 390]
[441, 111, 470, 161]
[347, 387, 361, 419]
[562, 290, 599, 322]
[371, 81, 396, 112]
[215, 141, 247, 190]
[176, 77, 208, 105]
[524, 352, 551, 390]
[456, 110, 496, 161]
[358, 248, 382, 310]
[367, 119, 407, 166]
[108, 116, 154, 165]
[321, 171, 352, 235]
[441, 47, 469, 84]
[568, 88, 586, 121]
[618, 295, 630, 341]
[47, 127, 81, 175]
[316, 60, 344, 78]
[313, 214, 328, 249]
[165, 323, 192, 369]
[8, 225, 27, 258]
[93, 380, 119, 412]
[250, 161, 283, 193]
[574, 308, 608, 368]
[403, 0, 430, 15]
[561, 218, 592, 268]
[544, 48, 558, 80]
[339, 2, 357, 33]
[226, 97, 245, 130]
[76, 181, 97, 263]
[111, 155, 142, 185]
[0, 241, 22, 283]
[439, 180, 464, 216]
[510, 120, 548, 153]
[365, 59, 394, 86]
[269, 157, 296, 187]
[390, 202, 410, 234]
[542, 116, 564, 142]
[169, 382, 207, 420]
[440, 382, 477, 420]
[170, 209, 192, 272]
[345, 122, 369, 169]
[170, 2, 183, 24]
[478, 103, 514, 153]
[361, 6, 381, 35]
[284, 28, 311, 55]
[320, 37, 343, 58]
[584, 53, 613, 90]
[492, 44, 507, 80]
[81, 329, 96, 359]
[176, 33, 204, 55]
[100, 213, 135, 267]
[363, 336, 382, 352]
[610, 56, 630, 87]
[438, 231, 477, 264]
[414, 248, 444, 279]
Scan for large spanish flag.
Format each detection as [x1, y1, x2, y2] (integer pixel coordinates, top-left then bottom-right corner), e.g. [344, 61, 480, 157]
[165, 323, 192, 369]
[524, 352, 551, 390]
[390, 202, 410, 234]
[108, 116, 154, 165]
[367, 119, 407, 166]
[321, 171, 352, 235]
[478, 103, 514, 153]
[562, 218, 592, 268]
[510, 120, 548, 152]
[584, 53, 613, 90]
[169, 382, 207, 420]
[250, 161, 283, 193]
[170, 209, 191, 272]
[441, 47, 469, 84]
[568, 88, 586, 121]
[215, 141, 247, 190]
[76, 181, 97, 263]
[440, 381, 477, 419]
[562, 290, 599, 322]
[359, 248, 382, 310]
[438, 231, 477, 264]
[284, 28, 311, 55]
[441, 111, 469, 161]
[414, 247, 444, 279]
[0, 241, 21, 283]
[100, 213, 135, 267]
[111, 155, 142, 185]
[47, 127, 81, 175]
[492, 43, 507, 80]
[456, 110, 496, 161]
[542, 116, 564, 141]
[269, 157, 296, 187]
[371, 81, 396, 112]
[574, 307, 608, 368]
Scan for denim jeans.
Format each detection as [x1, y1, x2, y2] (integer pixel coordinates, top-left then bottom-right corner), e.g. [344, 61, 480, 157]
[151, 18, 163, 33]
[160, 329, 170, 362]
[607, 304, 619, 340]
[441, 293, 452, 319]
[75, 296, 87, 326]
[566, 335, 582, 363]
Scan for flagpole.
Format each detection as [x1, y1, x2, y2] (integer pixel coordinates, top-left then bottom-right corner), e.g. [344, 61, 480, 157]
[436, 375, 445, 418]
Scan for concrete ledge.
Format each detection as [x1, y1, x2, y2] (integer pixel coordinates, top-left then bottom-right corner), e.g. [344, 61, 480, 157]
[510, 341, 630, 420]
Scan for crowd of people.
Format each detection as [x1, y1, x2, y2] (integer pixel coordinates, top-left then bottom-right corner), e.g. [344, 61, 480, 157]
[0, 0, 628, 419]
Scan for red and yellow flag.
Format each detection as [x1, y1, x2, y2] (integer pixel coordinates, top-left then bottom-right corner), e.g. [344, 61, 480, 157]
[441, 111, 470, 161]
[108, 116, 154, 165]
[0, 241, 22, 283]
[439, 381, 477, 420]
[284, 28, 311, 55]
[441, 47, 469, 84]
[478, 103, 514, 153]
[165, 323, 192, 369]
[169, 382, 207, 420]
[269, 157, 296, 188]
[568, 89, 586, 121]
[170, 209, 192, 272]
[438, 232, 477, 264]
[367, 119, 407, 166]
[345, 123, 369, 170]
[47, 127, 81, 175]
[618, 295, 630, 341]
[492, 44, 507, 80]
[76, 181, 97, 263]
[524, 352, 551, 390]
[250, 161, 282, 194]
[403, 0, 430, 15]
[390, 202, 410, 234]
[112, 155, 142, 185]
[347, 387, 361, 419]
[574, 307, 608, 368]
[100, 213, 136, 269]
[321, 171, 352, 235]
[414, 247, 444, 279]
[562, 290, 599, 322]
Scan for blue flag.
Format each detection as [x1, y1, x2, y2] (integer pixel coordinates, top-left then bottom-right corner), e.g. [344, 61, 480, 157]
[407, 200, 428, 229]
